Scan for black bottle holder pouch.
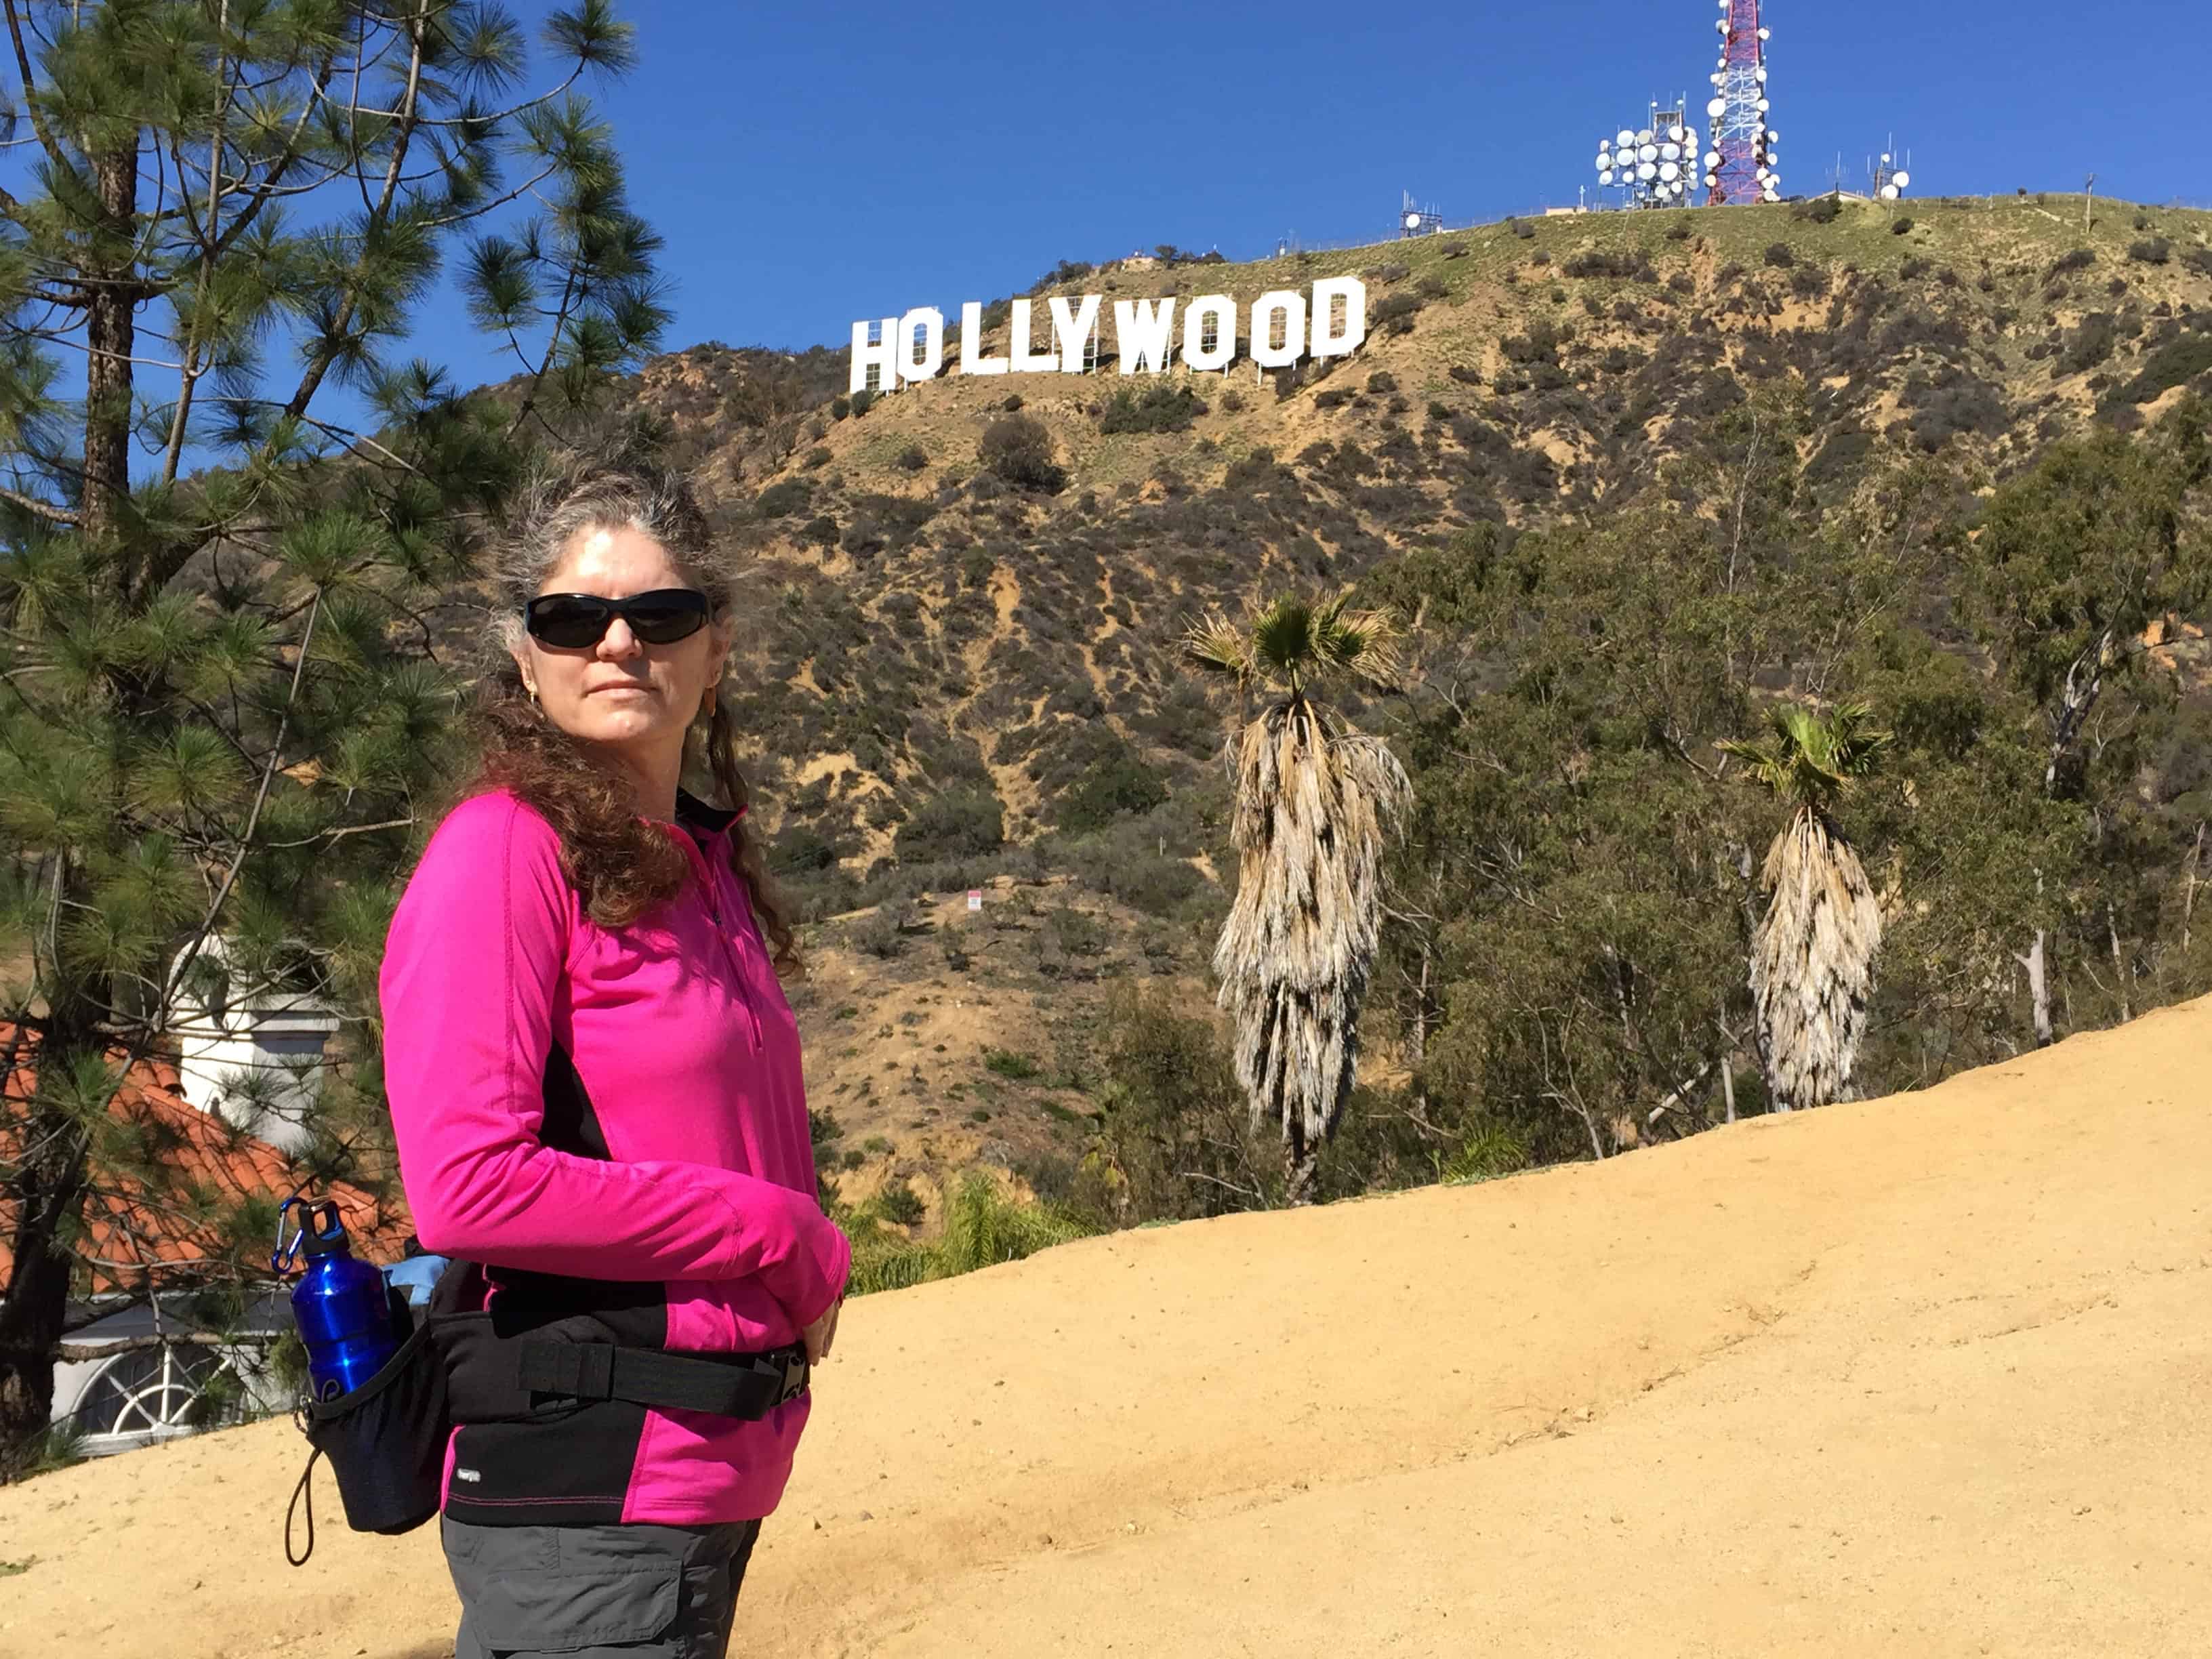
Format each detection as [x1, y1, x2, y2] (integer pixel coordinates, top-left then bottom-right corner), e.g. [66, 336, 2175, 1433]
[285, 1288, 450, 1565]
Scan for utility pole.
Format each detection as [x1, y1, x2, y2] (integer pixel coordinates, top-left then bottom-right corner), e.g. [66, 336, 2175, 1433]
[2085, 173, 2095, 233]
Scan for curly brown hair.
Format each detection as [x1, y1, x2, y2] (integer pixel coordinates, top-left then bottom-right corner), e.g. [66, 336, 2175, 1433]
[462, 449, 800, 975]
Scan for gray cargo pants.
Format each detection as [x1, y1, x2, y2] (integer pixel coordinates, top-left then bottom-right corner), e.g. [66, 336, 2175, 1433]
[443, 1515, 763, 1659]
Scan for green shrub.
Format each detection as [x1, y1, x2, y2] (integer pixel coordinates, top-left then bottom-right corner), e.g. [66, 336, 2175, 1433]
[2128, 237, 2171, 265]
[756, 478, 811, 518]
[800, 445, 832, 470]
[875, 1179, 926, 1227]
[1762, 243, 1795, 268]
[2116, 333, 2212, 403]
[895, 788, 1005, 863]
[848, 387, 876, 415]
[977, 412, 1065, 492]
[1058, 744, 1170, 833]
[983, 1047, 1041, 1080]
[893, 443, 928, 472]
[830, 395, 851, 419]
[1098, 383, 1206, 434]
[771, 823, 842, 875]
[1890, 216, 1914, 235]
[1792, 194, 1842, 225]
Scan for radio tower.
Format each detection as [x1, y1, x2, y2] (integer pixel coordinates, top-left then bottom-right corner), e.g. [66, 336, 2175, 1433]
[1704, 0, 1779, 205]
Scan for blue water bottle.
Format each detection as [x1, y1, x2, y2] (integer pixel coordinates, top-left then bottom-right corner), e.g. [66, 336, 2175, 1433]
[273, 1197, 401, 1401]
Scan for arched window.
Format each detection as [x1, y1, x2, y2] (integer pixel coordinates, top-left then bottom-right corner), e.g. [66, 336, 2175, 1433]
[71, 1343, 243, 1450]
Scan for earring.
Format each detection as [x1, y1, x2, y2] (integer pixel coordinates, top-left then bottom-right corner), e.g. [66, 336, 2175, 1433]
[525, 681, 540, 710]
[701, 680, 718, 718]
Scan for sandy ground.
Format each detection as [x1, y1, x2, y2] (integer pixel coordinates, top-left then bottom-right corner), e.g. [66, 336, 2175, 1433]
[5, 996, 2209, 1658]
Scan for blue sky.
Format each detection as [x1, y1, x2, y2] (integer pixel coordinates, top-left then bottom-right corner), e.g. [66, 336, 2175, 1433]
[583, 0, 2209, 359]
[9, 0, 2210, 471]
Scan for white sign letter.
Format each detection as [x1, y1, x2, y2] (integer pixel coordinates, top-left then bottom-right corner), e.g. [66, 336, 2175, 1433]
[1111, 297, 1176, 375]
[1049, 294, 1103, 373]
[958, 301, 1009, 376]
[1309, 276, 1367, 360]
[1250, 291, 1308, 369]
[850, 317, 900, 394]
[1182, 295, 1236, 372]
[1010, 300, 1060, 373]
[897, 307, 945, 385]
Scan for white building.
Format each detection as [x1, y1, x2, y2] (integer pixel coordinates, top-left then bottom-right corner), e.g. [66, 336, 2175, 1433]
[171, 936, 342, 1154]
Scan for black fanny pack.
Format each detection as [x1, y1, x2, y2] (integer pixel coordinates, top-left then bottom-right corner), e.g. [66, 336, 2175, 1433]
[285, 1260, 810, 1565]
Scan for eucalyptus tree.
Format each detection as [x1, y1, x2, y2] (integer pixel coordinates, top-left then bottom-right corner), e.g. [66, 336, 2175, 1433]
[1721, 703, 1891, 1111]
[0, 0, 663, 1474]
[1185, 593, 1410, 1204]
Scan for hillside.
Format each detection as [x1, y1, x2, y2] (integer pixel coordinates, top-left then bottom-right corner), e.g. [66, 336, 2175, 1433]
[4, 992, 2209, 1656]
[606, 193, 2212, 1227]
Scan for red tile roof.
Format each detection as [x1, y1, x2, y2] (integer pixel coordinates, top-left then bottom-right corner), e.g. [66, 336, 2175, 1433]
[0, 1029, 411, 1293]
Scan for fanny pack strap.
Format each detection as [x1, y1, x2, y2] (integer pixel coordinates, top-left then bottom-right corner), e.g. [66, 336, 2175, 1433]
[512, 1339, 809, 1420]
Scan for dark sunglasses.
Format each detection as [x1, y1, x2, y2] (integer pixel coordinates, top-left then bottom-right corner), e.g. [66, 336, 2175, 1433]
[523, 588, 710, 649]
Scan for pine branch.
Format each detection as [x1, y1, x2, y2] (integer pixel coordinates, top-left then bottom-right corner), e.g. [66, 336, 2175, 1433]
[1, 0, 63, 169]
[0, 484, 76, 525]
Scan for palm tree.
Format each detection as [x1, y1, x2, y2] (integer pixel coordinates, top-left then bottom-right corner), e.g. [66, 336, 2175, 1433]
[1185, 594, 1411, 1204]
[1719, 702, 1892, 1112]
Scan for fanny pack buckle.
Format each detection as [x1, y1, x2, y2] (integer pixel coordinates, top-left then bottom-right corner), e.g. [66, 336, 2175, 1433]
[764, 1347, 809, 1406]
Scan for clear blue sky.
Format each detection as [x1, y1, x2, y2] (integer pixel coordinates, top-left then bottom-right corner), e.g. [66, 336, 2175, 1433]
[12, 0, 2211, 468]
[570, 0, 2208, 361]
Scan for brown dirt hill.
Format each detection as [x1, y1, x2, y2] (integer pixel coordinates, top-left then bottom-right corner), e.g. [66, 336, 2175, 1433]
[671, 196, 2212, 1210]
[3, 991, 2207, 1656]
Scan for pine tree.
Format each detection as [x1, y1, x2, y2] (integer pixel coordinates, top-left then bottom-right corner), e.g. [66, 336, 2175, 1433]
[0, 0, 663, 1475]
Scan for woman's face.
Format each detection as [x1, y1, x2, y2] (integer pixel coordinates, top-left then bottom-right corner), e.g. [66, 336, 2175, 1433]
[511, 524, 731, 768]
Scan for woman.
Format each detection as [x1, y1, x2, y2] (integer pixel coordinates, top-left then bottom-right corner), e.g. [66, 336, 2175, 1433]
[380, 453, 850, 1659]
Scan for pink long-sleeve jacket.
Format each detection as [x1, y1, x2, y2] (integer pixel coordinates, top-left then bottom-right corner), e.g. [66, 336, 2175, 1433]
[379, 787, 850, 1526]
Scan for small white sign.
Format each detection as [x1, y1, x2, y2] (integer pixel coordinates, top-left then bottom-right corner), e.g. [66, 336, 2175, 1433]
[966, 889, 983, 912]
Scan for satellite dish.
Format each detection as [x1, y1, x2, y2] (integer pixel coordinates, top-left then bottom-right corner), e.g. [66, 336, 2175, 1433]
[1618, 129, 1637, 146]
[1599, 169, 1616, 186]
[1661, 162, 1680, 181]
[1637, 128, 1654, 143]
[1638, 161, 1658, 181]
[1716, 17, 1728, 29]
[1892, 170, 1911, 189]
[1767, 129, 1780, 142]
[1405, 211, 1423, 229]
[1638, 144, 1658, 162]
[1704, 150, 1721, 167]
[1758, 25, 1770, 37]
[1756, 66, 1767, 82]
[1880, 184, 1900, 200]
[1705, 173, 1719, 186]
[1669, 125, 1687, 142]
[1707, 98, 1727, 117]
[1880, 152, 1891, 164]
[1662, 142, 1681, 160]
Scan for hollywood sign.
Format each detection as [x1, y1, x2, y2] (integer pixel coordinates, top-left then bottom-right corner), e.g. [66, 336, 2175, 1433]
[848, 276, 1368, 394]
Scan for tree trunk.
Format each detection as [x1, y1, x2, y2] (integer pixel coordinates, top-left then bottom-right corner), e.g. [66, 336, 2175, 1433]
[2018, 928, 2055, 1048]
[1719, 1054, 1738, 1124]
[81, 142, 141, 545]
[0, 989, 100, 1479]
[2108, 907, 2131, 1023]
[1284, 1127, 1317, 1208]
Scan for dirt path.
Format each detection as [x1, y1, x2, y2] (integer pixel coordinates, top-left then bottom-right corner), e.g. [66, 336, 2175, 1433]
[5, 998, 2209, 1658]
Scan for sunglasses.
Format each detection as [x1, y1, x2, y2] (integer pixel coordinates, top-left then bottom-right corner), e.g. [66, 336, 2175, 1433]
[523, 588, 710, 649]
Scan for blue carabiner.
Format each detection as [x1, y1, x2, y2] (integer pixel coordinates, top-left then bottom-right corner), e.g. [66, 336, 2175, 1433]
[271, 1194, 309, 1275]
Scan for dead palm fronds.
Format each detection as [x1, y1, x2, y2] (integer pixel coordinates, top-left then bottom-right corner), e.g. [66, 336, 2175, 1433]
[1719, 702, 1891, 1111]
[1185, 593, 1410, 1203]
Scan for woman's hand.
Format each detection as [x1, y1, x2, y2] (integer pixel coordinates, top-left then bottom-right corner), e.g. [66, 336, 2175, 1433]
[801, 1296, 842, 1365]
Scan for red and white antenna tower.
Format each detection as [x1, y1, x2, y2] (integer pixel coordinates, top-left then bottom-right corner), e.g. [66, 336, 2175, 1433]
[1702, 0, 1779, 205]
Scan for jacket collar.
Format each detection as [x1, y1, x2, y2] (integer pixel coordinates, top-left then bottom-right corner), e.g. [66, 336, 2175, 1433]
[673, 787, 744, 843]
